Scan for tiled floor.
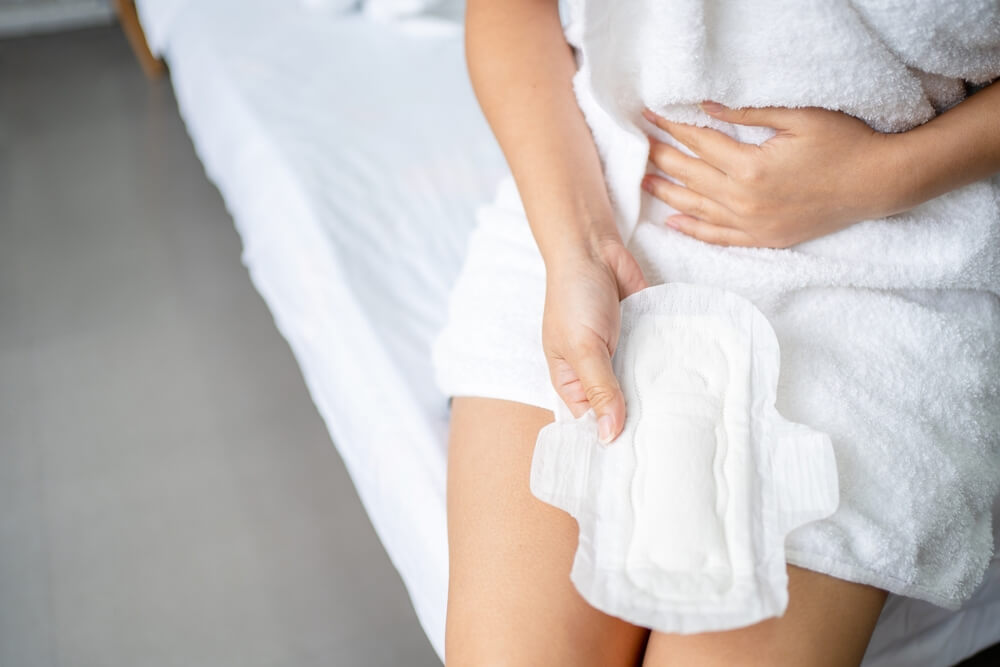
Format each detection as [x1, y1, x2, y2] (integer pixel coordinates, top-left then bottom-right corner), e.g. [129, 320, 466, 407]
[0, 24, 439, 667]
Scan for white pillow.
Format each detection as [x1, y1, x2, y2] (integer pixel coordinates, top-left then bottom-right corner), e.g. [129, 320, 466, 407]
[301, 0, 360, 12]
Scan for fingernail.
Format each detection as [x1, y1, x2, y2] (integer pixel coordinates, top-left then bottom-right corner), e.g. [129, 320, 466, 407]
[641, 176, 653, 192]
[641, 108, 657, 122]
[665, 217, 682, 229]
[700, 101, 724, 114]
[598, 414, 615, 444]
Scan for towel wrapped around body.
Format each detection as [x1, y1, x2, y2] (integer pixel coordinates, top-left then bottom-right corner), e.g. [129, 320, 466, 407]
[433, 0, 1000, 609]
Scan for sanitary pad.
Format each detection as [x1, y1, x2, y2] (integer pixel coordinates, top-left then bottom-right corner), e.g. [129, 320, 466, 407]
[530, 283, 840, 633]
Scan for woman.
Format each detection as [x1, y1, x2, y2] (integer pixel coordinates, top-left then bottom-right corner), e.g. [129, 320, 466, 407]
[433, 1, 1000, 664]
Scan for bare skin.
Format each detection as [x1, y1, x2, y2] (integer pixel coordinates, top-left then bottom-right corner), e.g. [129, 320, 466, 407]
[456, 0, 996, 663]
[445, 397, 888, 666]
[445, 397, 649, 666]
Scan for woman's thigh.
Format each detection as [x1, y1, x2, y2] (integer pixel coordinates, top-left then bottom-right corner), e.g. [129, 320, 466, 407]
[445, 396, 650, 667]
[642, 565, 887, 667]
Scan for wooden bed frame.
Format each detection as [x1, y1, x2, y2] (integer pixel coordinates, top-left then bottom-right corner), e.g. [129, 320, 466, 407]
[114, 0, 164, 79]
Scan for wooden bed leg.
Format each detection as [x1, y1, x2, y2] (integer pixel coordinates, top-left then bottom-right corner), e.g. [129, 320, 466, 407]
[114, 0, 166, 80]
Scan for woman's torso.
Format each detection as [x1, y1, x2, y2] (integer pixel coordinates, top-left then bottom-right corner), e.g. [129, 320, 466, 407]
[559, 0, 1000, 295]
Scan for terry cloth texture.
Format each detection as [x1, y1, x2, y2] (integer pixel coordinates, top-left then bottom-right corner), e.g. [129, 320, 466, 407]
[433, 0, 1000, 609]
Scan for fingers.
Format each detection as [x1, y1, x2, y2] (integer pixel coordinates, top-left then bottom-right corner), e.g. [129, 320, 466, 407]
[548, 357, 591, 419]
[642, 108, 747, 173]
[544, 242, 646, 443]
[699, 100, 797, 129]
[641, 174, 738, 229]
[665, 215, 757, 247]
[648, 139, 728, 200]
[605, 245, 648, 299]
[547, 348, 626, 444]
[567, 337, 626, 444]
[620, 270, 648, 299]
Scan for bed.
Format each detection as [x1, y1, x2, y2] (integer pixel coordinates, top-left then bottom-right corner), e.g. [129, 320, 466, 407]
[131, 1, 1000, 663]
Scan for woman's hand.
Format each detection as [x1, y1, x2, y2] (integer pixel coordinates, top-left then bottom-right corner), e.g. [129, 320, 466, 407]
[640, 102, 903, 248]
[543, 237, 647, 444]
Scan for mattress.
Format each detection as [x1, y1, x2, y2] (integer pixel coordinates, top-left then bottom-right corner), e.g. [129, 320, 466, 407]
[134, 0, 1000, 663]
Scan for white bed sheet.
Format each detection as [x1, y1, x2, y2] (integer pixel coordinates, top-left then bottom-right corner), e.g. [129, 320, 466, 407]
[137, 1, 1000, 663]
[134, 0, 192, 55]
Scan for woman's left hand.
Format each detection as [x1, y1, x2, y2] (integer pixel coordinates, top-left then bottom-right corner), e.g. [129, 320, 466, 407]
[641, 102, 902, 248]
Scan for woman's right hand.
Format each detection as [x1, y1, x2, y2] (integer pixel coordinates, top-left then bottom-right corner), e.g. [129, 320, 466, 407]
[542, 237, 648, 444]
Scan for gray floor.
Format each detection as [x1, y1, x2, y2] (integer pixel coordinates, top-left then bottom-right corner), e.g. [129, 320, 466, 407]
[0, 25, 439, 667]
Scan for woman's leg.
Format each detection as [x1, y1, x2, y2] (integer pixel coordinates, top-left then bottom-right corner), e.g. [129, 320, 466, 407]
[642, 565, 887, 667]
[445, 397, 650, 666]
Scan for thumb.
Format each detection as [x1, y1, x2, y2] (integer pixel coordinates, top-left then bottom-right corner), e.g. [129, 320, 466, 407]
[700, 101, 794, 129]
[570, 341, 626, 444]
[618, 262, 648, 299]
[606, 247, 648, 300]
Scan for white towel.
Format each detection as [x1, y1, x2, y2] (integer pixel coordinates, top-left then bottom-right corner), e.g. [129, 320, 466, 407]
[564, 0, 1000, 250]
[545, 0, 1000, 607]
[435, 0, 1000, 608]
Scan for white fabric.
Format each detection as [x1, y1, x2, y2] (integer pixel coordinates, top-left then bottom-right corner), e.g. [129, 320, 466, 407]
[142, 0, 507, 656]
[532, 283, 841, 633]
[302, 0, 358, 13]
[133, 0, 196, 56]
[435, 169, 1000, 664]
[136, 0, 1000, 663]
[562, 0, 1000, 242]
[362, 0, 425, 21]
[546, 0, 1000, 609]
[363, 0, 463, 23]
